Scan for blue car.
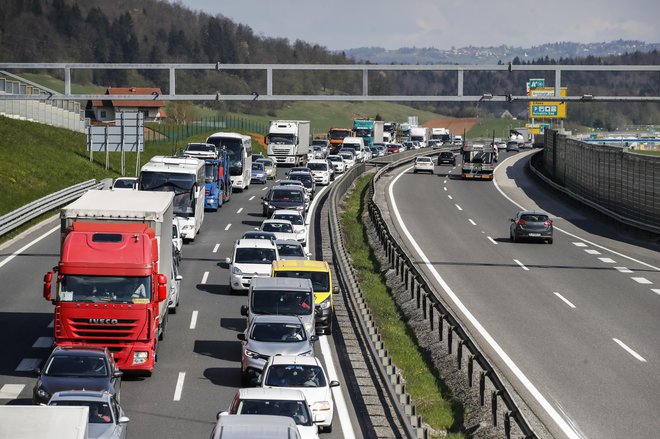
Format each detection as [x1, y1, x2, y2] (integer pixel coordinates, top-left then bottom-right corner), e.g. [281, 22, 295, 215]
[251, 162, 267, 184]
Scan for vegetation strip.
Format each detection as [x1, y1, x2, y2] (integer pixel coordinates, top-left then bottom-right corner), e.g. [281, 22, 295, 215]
[340, 174, 463, 438]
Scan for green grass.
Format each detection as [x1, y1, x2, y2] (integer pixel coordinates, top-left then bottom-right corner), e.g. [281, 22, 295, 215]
[632, 149, 660, 156]
[17, 72, 106, 95]
[341, 175, 464, 438]
[467, 117, 522, 140]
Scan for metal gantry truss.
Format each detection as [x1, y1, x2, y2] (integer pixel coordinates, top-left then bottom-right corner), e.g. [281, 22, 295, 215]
[1, 62, 659, 102]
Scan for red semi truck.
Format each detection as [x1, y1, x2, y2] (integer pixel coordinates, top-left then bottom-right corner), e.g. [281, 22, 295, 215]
[43, 190, 176, 374]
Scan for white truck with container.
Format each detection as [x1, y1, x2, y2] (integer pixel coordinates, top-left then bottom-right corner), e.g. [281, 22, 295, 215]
[139, 156, 205, 242]
[430, 127, 451, 145]
[410, 126, 430, 148]
[0, 405, 89, 439]
[265, 120, 310, 166]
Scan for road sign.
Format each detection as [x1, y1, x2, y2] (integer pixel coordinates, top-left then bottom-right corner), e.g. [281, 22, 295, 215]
[530, 102, 567, 118]
[527, 78, 545, 92]
[526, 123, 552, 134]
[529, 87, 567, 98]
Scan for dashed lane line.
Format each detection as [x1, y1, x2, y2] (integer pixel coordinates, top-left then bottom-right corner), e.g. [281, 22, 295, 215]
[455, 204, 463, 211]
[224, 224, 232, 231]
[212, 244, 220, 253]
[201, 272, 209, 284]
[554, 292, 577, 309]
[15, 358, 41, 372]
[584, 249, 601, 255]
[236, 208, 243, 214]
[189, 311, 198, 330]
[487, 236, 498, 245]
[572, 242, 588, 248]
[0, 384, 25, 399]
[448, 195, 453, 200]
[249, 196, 255, 201]
[32, 337, 54, 348]
[615, 267, 633, 273]
[173, 372, 186, 401]
[468, 219, 476, 226]
[598, 257, 616, 264]
[514, 259, 530, 271]
[652, 289, 660, 296]
[631, 277, 652, 285]
[613, 338, 647, 363]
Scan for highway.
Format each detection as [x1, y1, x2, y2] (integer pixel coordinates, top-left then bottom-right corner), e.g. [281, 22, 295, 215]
[0, 168, 363, 438]
[384, 149, 660, 438]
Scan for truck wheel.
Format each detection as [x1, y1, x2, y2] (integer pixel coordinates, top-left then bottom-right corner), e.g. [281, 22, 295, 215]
[159, 314, 167, 341]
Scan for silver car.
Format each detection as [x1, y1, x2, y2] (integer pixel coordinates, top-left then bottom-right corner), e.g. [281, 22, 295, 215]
[48, 390, 129, 439]
[237, 314, 317, 386]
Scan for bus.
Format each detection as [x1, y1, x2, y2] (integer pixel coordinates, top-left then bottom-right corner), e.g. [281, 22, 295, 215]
[206, 132, 252, 191]
[139, 156, 206, 241]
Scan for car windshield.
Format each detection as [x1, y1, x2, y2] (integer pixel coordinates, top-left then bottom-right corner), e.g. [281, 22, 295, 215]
[113, 179, 135, 189]
[273, 214, 303, 226]
[263, 222, 294, 233]
[58, 275, 151, 303]
[340, 153, 353, 160]
[274, 271, 330, 292]
[235, 247, 277, 264]
[234, 399, 312, 426]
[271, 189, 304, 202]
[259, 159, 274, 167]
[252, 163, 264, 171]
[50, 401, 114, 425]
[277, 243, 305, 257]
[242, 232, 275, 240]
[44, 355, 108, 377]
[187, 144, 213, 152]
[328, 156, 341, 162]
[307, 162, 326, 171]
[265, 364, 327, 388]
[250, 322, 308, 342]
[417, 158, 432, 163]
[251, 290, 313, 316]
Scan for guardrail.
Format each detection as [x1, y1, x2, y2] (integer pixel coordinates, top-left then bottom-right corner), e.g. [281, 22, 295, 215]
[327, 150, 539, 438]
[0, 179, 106, 237]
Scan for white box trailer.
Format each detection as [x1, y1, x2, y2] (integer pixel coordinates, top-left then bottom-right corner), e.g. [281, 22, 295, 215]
[0, 405, 89, 439]
[266, 120, 311, 166]
[60, 189, 177, 313]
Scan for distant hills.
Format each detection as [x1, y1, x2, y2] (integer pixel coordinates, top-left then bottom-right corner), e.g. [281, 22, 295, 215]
[345, 40, 660, 64]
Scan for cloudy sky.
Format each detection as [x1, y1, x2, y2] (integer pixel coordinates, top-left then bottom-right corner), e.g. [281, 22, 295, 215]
[177, 0, 659, 50]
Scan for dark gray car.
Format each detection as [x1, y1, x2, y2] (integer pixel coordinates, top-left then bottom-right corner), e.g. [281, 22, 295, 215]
[510, 211, 553, 243]
[262, 186, 306, 217]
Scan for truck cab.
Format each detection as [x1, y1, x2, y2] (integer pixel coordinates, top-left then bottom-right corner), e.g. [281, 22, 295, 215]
[340, 137, 366, 163]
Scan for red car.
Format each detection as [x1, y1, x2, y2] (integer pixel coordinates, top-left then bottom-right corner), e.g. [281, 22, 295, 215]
[387, 143, 402, 154]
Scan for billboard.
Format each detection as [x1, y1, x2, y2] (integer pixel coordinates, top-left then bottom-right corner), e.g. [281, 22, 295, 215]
[529, 87, 567, 119]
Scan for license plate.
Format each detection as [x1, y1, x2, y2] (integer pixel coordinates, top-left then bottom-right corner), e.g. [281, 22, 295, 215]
[528, 233, 541, 237]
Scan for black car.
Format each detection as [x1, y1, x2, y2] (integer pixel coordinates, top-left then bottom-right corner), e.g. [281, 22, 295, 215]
[287, 172, 316, 199]
[33, 346, 122, 405]
[510, 210, 553, 244]
[261, 186, 306, 217]
[437, 151, 456, 165]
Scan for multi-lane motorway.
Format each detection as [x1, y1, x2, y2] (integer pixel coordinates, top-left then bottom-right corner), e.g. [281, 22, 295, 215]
[0, 168, 364, 438]
[384, 149, 659, 438]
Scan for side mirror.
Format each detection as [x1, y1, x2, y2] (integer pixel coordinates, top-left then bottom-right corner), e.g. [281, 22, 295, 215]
[43, 271, 53, 301]
[175, 275, 183, 281]
[332, 286, 339, 294]
[240, 305, 248, 316]
[113, 370, 124, 378]
[157, 274, 168, 302]
[310, 335, 319, 342]
[237, 333, 246, 341]
[329, 380, 340, 387]
[118, 416, 130, 424]
[217, 411, 228, 420]
[225, 257, 231, 264]
[33, 367, 41, 376]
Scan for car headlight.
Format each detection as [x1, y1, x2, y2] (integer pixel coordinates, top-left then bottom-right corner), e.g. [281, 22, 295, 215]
[263, 201, 270, 207]
[319, 297, 331, 310]
[295, 206, 303, 211]
[231, 266, 243, 275]
[36, 387, 50, 401]
[245, 349, 261, 359]
[133, 351, 149, 365]
[311, 401, 331, 411]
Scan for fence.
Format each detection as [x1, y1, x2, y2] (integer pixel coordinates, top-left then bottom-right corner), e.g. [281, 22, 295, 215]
[541, 129, 660, 233]
[145, 115, 268, 144]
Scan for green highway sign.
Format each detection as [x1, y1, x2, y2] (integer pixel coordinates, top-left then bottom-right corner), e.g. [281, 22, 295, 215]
[528, 78, 545, 89]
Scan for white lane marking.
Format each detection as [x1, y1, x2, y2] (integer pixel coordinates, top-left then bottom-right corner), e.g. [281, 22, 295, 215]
[212, 244, 220, 253]
[493, 164, 660, 273]
[224, 224, 232, 231]
[514, 259, 530, 271]
[584, 249, 601, 255]
[0, 225, 59, 269]
[32, 337, 54, 348]
[448, 195, 453, 200]
[262, 186, 269, 191]
[303, 185, 329, 247]
[173, 372, 186, 401]
[319, 336, 356, 439]
[487, 236, 498, 245]
[236, 208, 244, 214]
[201, 272, 209, 284]
[0, 384, 25, 399]
[389, 167, 581, 439]
[615, 267, 633, 273]
[631, 277, 652, 285]
[455, 204, 463, 211]
[598, 257, 616, 264]
[554, 292, 576, 309]
[48, 320, 54, 328]
[613, 338, 647, 362]
[652, 289, 660, 296]
[572, 242, 588, 247]
[443, 180, 447, 184]
[443, 187, 447, 191]
[15, 358, 41, 372]
[249, 196, 255, 201]
[468, 219, 476, 226]
[190, 311, 198, 330]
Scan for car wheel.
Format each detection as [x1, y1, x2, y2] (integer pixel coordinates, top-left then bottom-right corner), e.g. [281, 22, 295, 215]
[323, 424, 333, 433]
[547, 238, 553, 244]
[240, 371, 250, 387]
[510, 231, 516, 242]
[413, 170, 418, 174]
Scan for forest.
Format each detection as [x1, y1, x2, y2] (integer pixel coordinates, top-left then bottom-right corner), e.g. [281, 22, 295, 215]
[1, 0, 658, 129]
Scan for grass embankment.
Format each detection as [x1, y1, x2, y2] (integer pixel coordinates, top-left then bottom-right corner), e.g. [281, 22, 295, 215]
[341, 175, 463, 438]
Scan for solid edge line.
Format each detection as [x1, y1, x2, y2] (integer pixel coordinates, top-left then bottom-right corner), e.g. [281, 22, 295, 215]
[389, 165, 581, 439]
[319, 336, 356, 439]
[612, 338, 647, 362]
[0, 225, 60, 270]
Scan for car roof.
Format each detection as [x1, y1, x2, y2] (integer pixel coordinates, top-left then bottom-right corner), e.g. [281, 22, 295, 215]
[272, 209, 303, 216]
[252, 314, 304, 324]
[262, 219, 293, 225]
[213, 414, 298, 438]
[275, 239, 304, 246]
[271, 185, 305, 192]
[241, 231, 277, 240]
[49, 390, 112, 402]
[268, 355, 321, 367]
[237, 387, 307, 400]
[272, 259, 329, 271]
[251, 277, 312, 291]
[234, 238, 277, 248]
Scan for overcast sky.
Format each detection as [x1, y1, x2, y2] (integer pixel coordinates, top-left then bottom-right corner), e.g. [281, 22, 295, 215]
[176, 0, 659, 51]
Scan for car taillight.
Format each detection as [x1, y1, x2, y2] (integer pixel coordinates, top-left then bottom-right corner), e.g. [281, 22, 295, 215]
[516, 220, 526, 225]
[544, 220, 553, 226]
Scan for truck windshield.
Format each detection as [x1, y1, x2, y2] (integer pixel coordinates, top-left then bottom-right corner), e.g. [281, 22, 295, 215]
[207, 137, 245, 176]
[274, 271, 330, 293]
[267, 134, 295, 144]
[139, 171, 196, 216]
[354, 129, 370, 137]
[58, 275, 151, 303]
[329, 131, 350, 140]
[204, 162, 218, 183]
[251, 290, 313, 315]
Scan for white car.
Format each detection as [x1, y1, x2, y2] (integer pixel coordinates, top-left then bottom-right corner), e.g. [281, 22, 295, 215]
[271, 209, 306, 244]
[225, 238, 279, 293]
[413, 156, 434, 174]
[224, 388, 320, 439]
[306, 159, 332, 185]
[260, 355, 339, 433]
[260, 219, 298, 242]
[326, 155, 346, 174]
[111, 177, 137, 190]
[338, 151, 356, 169]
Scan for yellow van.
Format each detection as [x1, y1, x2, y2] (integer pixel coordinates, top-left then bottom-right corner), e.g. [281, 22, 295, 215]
[271, 260, 335, 334]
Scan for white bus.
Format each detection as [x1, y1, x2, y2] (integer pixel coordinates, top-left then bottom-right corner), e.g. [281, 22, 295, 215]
[206, 132, 252, 191]
[139, 156, 205, 241]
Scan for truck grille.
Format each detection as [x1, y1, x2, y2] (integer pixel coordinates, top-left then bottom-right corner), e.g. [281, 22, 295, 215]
[68, 318, 139, 339]
[270, 146, 291, 156]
